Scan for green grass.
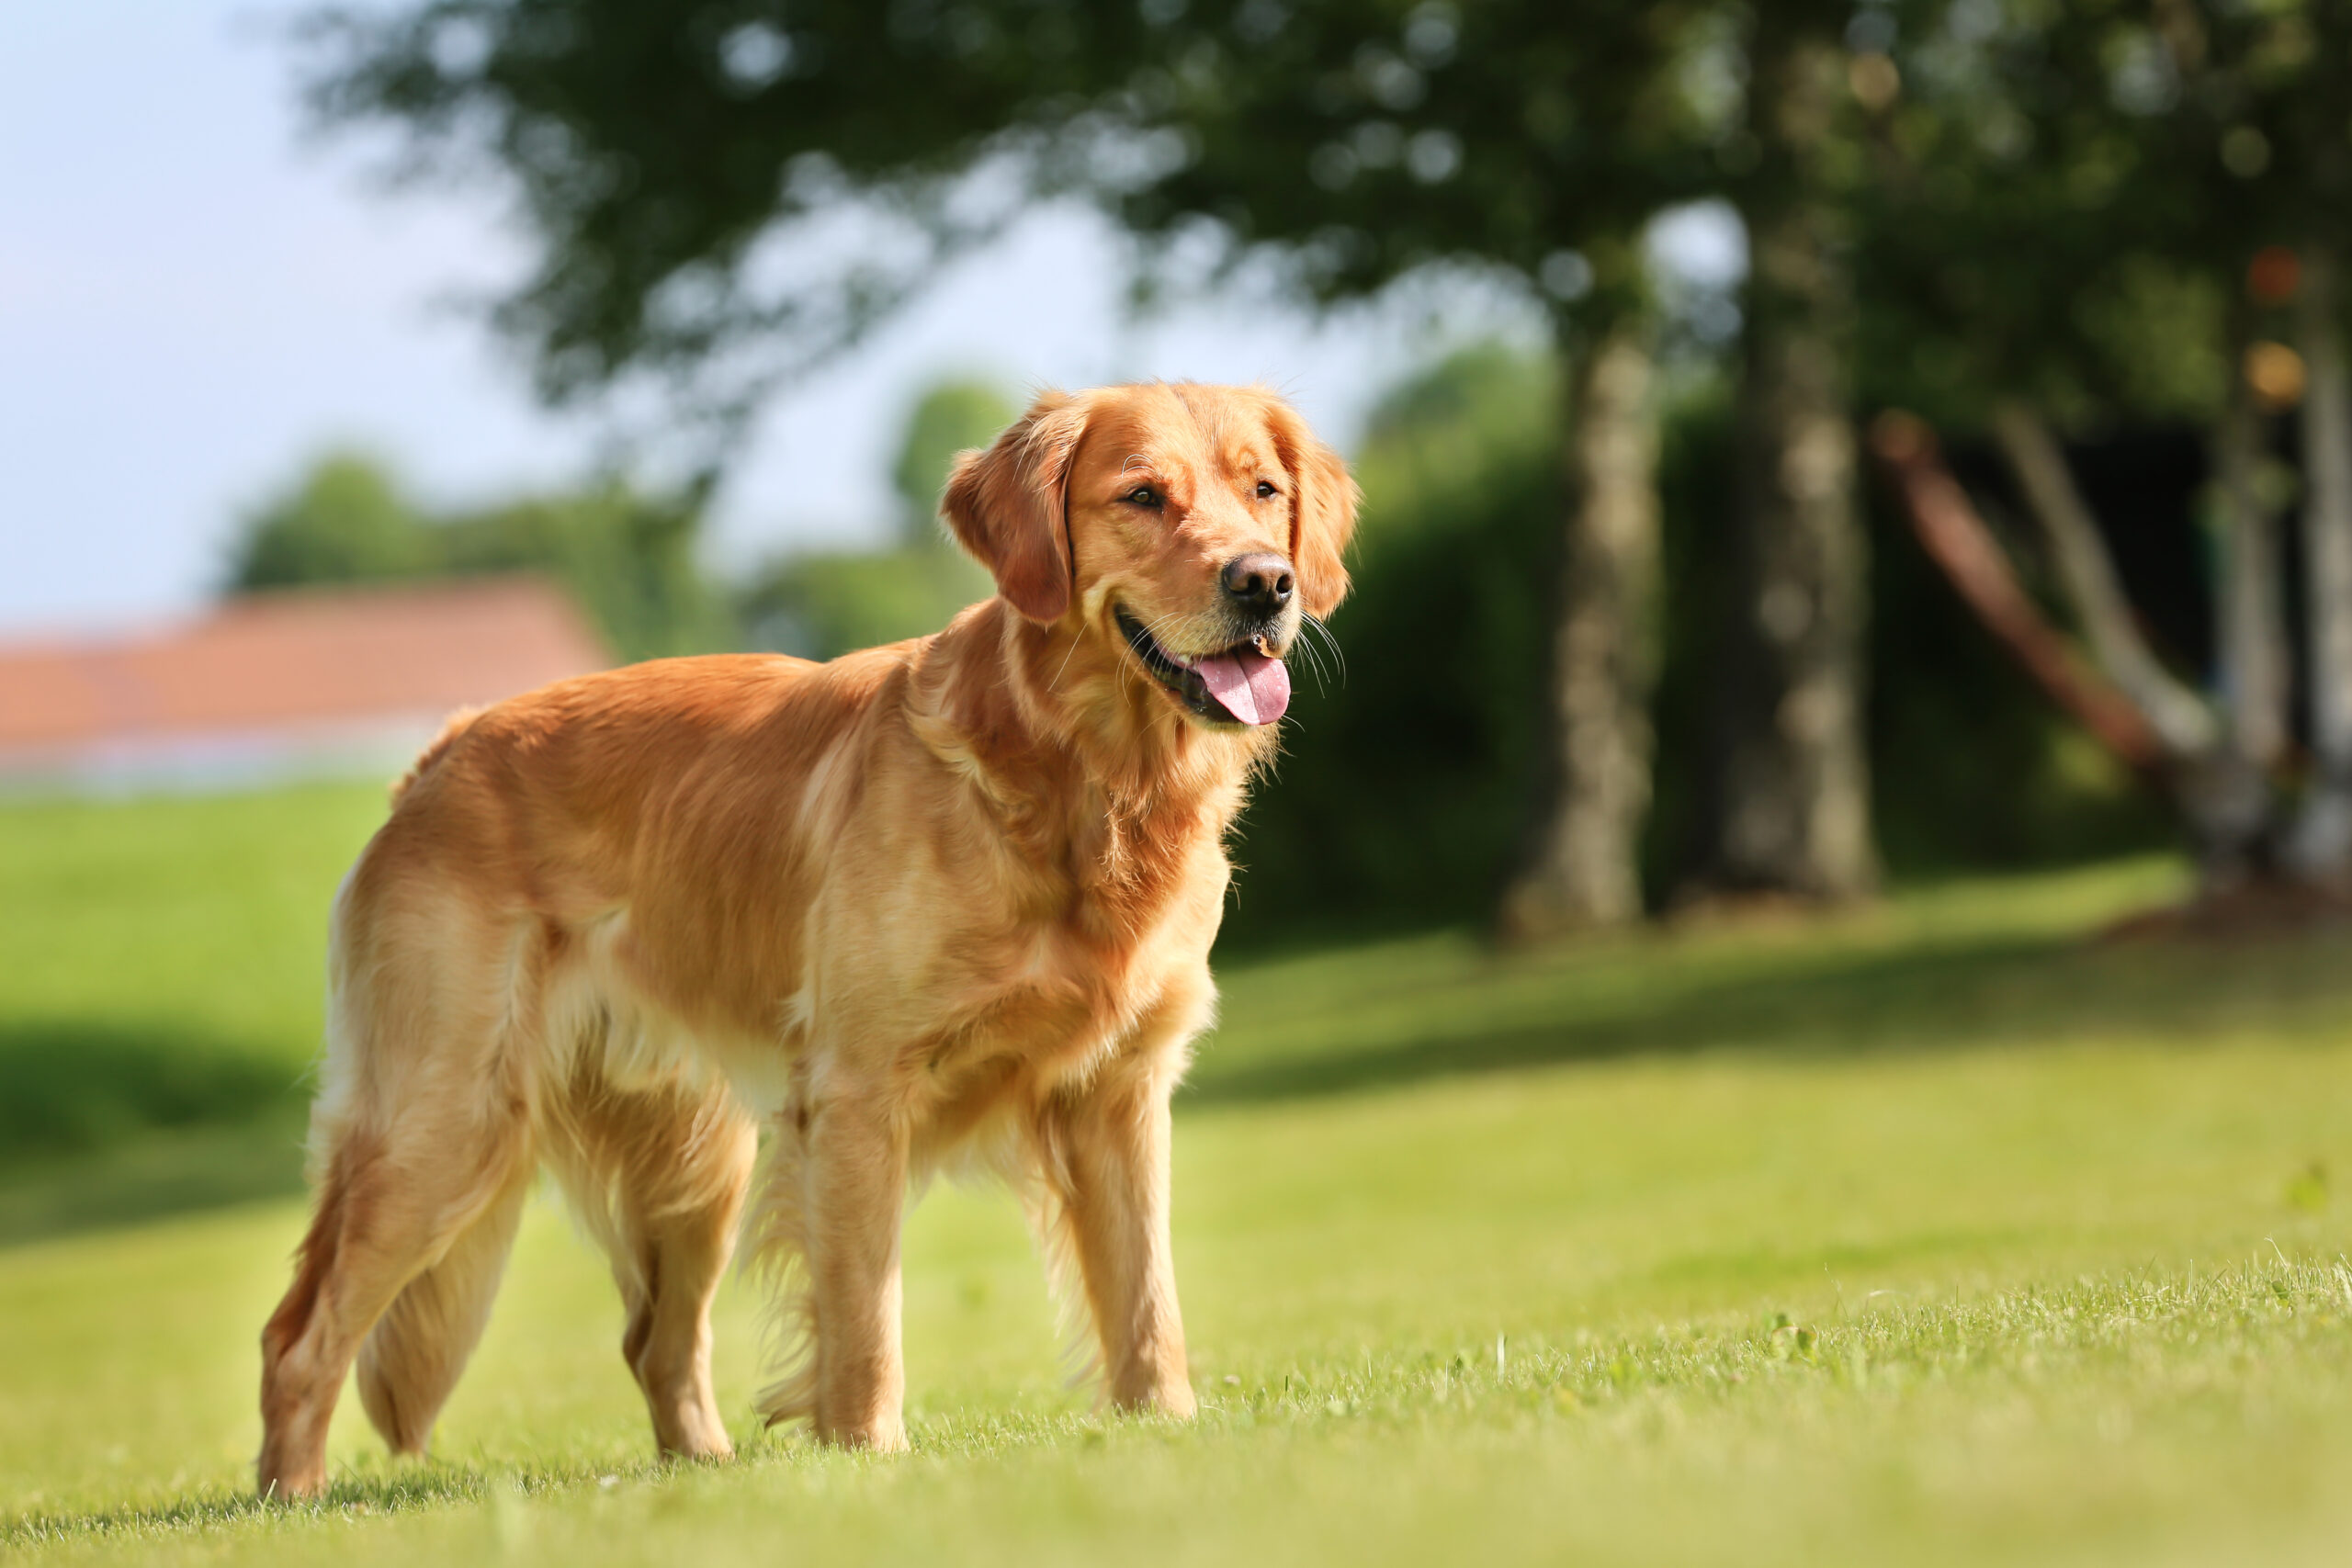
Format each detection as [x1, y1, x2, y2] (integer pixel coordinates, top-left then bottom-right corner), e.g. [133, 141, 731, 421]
[0, 784, 383, 1063]
[0, 785, 384, 1232]
[7, 790, 2352, 1562]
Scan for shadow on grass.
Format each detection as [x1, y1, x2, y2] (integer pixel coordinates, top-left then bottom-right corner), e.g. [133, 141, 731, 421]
[0, 1020, 300, 1158]
[1182, 925, 2352, 1106]
[0, 1021, 311, 1247]
[11, 906, 2349, 1241]
[0, 1114, 310, 1247]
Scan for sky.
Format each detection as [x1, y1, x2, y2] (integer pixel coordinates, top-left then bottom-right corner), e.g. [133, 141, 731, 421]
[1, 1, 1740, 641]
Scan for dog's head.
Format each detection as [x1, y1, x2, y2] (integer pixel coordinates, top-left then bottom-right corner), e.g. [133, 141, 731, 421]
[943, 383, 1358, 730]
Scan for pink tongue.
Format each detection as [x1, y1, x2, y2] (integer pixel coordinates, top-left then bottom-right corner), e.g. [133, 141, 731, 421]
[1193, 647, 1291, 726]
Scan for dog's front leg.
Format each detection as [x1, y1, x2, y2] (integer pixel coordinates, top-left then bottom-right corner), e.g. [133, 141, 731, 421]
[805, 1089, 910, 1450]
[1043, 1043, 1198, 1417]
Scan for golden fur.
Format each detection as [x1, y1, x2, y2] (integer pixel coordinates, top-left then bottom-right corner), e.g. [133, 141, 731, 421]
[254, 382, 1358, 1496]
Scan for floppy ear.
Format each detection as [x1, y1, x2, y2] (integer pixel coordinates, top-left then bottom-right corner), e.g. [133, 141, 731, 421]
[941, 390, 1089, 624]
[1265, 399, 1360, 618]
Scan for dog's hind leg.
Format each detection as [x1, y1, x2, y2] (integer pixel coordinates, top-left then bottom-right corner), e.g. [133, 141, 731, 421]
[354, 1161, 534, 1456]
[257, 893, 541, 1500]
[257, 1100, 533, 1497]
[548, 1077, 757, 1461]
[623, 1092, 757, 1461]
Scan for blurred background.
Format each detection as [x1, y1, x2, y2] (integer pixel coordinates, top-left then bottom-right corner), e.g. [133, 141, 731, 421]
[11, 0, 2352, 1196]
[31, 0, 2337, 926]
[12, 5, 2352, 1556]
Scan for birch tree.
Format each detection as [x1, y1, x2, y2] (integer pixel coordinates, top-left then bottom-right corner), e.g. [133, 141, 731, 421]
[1865, 0, 2352, 895]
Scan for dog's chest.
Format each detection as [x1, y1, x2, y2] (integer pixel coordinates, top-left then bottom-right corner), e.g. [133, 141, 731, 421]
[912, 854, 1215, 1098]
[800, 762, 1231, 1116]
[927, 909, 1159, 1073]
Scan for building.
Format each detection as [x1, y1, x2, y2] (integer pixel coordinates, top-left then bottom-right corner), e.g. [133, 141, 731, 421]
[0, 577, 610, 795]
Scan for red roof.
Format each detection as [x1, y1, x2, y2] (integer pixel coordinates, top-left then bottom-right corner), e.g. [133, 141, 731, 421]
[0, 577, 610, 781]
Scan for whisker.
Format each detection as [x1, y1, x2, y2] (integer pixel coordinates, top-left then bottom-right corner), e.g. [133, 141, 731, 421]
[1139, 609, 1207, 654]
[1285, 621, 1329, 694]
[1137, 611, 1186, 644]
[1305, 615, 1347, 687]
[1298, 636, 1330, 695]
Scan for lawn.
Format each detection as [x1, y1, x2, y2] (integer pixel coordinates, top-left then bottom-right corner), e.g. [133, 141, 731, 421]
[5, 789, 2352, 1564]
[0, 784, 385, 1237]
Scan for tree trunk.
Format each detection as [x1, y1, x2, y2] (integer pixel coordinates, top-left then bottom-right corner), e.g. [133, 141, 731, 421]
[1871, 410, 2170, 772]
[1499, 315, 1661, 940]
[2191, 303, 2290, 883]
[1989, 402, 2218, 758]
[1702, 15, 1875, 902]
[2289, 242, 2352, 884]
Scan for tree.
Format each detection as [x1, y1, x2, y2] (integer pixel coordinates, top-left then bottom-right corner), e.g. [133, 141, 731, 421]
[1701, 2, 1877, 901]
[1860, 0, 2352, 898]
[889, 379, 1016, 547]
[224, 453, 732, 661]
[1081, 3, 1729, 932]
[231, 451, 433, 588]
[296, 0, 1736, 934]
[739, 375, 1004, 659]
[1227, 343, 1566, 941]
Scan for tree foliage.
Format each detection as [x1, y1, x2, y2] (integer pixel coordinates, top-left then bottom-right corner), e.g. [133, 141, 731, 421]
[298, 1, 1135, 423]
[232, 454, 435, 587]
[297, 1, 1736, 407]
[735, 375, 1008, 660]
[889, 378, 1016, 547]
[225, 454, 733, 661]
[1861, 0, 2352, 428]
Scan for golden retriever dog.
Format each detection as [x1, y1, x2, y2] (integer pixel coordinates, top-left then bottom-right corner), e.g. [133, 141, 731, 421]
[255, 381, 1356, 1496]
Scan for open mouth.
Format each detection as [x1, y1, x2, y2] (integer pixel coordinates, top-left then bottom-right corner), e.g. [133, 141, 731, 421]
[1115, 607, 1293, 728]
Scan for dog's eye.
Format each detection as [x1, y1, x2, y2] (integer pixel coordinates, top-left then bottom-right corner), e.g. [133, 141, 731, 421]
[1255, 479, 1280, 499]
[1124, 485, 1161, 508]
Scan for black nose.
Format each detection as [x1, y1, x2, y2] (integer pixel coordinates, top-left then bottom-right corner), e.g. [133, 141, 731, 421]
[1221, 552, 1295, 617]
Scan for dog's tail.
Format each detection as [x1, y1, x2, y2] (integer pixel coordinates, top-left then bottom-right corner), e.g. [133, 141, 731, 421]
[389, 706, 486, 808]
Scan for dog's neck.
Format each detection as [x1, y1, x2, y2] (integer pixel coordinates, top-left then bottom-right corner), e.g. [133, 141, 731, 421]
[910, 598, 1271, 900]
